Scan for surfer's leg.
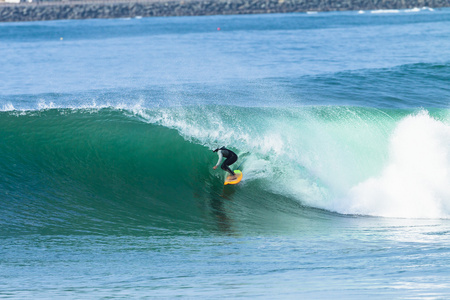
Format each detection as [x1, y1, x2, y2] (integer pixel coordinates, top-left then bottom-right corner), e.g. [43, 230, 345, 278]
[221, 162, 235, 176]
[221, 154, 238, 177]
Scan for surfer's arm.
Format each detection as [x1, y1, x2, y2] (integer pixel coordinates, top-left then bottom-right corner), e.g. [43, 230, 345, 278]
[214, 150, 223, 169]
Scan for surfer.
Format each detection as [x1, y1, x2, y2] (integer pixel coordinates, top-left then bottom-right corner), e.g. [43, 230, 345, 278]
[213, 147, 238, 180]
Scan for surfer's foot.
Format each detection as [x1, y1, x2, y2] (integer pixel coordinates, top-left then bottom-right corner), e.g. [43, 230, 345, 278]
[229, 176, 237, 180]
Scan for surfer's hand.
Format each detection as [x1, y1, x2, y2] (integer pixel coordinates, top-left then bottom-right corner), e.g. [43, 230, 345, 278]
[213, 166, 217, 170]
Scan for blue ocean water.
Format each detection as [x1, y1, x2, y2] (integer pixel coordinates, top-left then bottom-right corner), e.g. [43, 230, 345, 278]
[1, 7, 450, 298]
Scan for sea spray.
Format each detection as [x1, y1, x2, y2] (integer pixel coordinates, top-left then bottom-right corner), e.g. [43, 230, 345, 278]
[341, 111, 450, 218]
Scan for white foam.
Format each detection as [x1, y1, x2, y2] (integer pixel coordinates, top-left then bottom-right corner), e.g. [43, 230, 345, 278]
[369, 7, 433, 14]
[338, 111, 450, 218]
[1, 103, 15, 111]
[405, 7, 421, 13]
[37, 100, 57, 110]
[241, 156, 272, 182]
[371, 9, 400, 14]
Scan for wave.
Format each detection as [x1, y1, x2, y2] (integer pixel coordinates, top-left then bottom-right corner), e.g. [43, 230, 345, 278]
[369, 7, 435, 14]
[2, 61, 449, 110]
[303, 62, 450, 108]
[1, 106, 450, 235]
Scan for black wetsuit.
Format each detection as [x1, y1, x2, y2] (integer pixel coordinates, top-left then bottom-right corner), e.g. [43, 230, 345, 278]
[215, 147, 238, 176]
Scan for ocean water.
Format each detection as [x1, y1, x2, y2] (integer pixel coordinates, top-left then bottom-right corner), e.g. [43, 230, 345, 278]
[1, 7, 450, 298]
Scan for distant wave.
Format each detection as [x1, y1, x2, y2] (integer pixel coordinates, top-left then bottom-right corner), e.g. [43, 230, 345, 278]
[370, 7, 435, 14]
[2, 62, 449, 112]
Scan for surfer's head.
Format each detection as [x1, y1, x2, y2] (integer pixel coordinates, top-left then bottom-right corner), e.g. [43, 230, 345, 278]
[213, 146, 224, 152]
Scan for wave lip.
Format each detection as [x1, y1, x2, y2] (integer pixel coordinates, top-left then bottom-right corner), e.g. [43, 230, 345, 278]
[1, 103, 15, 111]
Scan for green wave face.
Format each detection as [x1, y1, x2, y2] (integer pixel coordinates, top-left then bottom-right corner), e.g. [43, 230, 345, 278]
[1, 106, 449, 235]
[1, 109, 219, 235]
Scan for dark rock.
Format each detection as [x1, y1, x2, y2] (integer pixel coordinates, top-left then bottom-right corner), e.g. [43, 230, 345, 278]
[0, 0, 448, 22]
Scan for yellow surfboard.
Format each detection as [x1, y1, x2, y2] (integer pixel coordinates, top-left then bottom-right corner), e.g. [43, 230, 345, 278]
[224, 170, 243, 185]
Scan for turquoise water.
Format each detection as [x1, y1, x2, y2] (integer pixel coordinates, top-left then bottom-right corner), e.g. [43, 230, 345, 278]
[1, 8, 450, 298]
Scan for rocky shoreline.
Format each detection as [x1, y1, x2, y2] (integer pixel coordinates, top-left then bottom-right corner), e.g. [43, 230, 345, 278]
[0, 0, 448, 22]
